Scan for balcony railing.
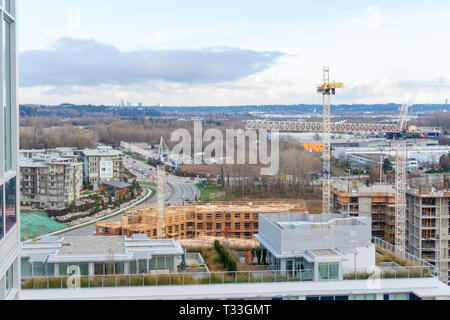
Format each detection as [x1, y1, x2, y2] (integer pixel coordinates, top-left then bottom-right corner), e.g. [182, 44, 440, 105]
[21, 266, 433, 291]
[372, 237, 437, 272]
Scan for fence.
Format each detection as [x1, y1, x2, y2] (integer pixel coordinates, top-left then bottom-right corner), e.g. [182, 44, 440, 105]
[22, 266, 433, 290]
[372, 237, 437, 272]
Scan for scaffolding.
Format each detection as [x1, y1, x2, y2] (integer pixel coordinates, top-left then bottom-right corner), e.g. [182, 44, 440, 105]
[96, 202, 307, 240]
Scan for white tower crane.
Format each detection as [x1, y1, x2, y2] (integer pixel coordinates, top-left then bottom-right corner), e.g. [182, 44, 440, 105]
[156, 136, 167, 239]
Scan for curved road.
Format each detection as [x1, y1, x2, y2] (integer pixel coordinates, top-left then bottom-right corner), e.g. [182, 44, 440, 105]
[59, 156, 200, 236]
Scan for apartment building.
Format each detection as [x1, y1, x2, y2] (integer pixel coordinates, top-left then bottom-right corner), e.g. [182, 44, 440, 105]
[332, 180, 395, 241]
[0, 0, 19, 300]
[81, 146, 124, 186]
[21, 235, 183, 278]
[406, 188, 450, 284]
[20, 157, 83, 210]
[255, 212, 375, 278]
[96, 202, 306, 239]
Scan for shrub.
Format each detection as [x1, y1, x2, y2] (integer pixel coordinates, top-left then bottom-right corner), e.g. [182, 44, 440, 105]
[213, 240, 237, 272]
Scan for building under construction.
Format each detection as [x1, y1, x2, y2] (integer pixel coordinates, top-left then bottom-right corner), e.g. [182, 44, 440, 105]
[331, 179, 396, 242]
[96, 201, 307, 240]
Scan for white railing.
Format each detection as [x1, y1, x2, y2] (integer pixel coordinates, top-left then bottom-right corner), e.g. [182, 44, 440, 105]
[22, 266, 434, 290]
[372, 237, 437, 272]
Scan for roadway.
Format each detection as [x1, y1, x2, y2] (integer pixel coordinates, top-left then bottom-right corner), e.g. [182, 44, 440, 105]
[58, 156, 201, 237]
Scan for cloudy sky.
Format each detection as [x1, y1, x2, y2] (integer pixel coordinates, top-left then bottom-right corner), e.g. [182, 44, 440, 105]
[18, 0, 450, 106]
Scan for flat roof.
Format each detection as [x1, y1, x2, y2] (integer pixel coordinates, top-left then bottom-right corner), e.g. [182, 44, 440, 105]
[101, 180, 131, 189]
[58, 237, 126, 256]
[22, 236, 184, 263]
[82, 149, 122, 157]
[309, 249, 339, 256]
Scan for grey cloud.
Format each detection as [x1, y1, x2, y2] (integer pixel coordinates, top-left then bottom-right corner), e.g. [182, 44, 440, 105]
[19, 38, 284, 87]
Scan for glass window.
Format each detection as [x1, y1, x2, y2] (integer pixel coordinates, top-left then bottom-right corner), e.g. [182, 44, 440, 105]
[349, 294, 376, 300]
[2, 1, 10, 13]
[58, 263, 68, 276]
[138, 259, 147, 274]
[0, 184, 3, 240]
[5, 177, 16, 233]
[47, 263, 55, 276]
[129, 260, 136, 274]
[21, 258, 32, 278]
[148, 257, 156, 270]
[156, 256, 165, 270]
[318, 263, 328, 280]
[389, 293, 409, 300]
[6, 264, 13, 295]
[94, 263, 104, 275]
[3, 19, 11, 172]
[318, 262, 339, 281]
[165, 256, 174, 271]
[329, 263, 339, 280]
[115, 262, 124, 275]
[78, 263, 88, 276]
[105, 262, 114, 275]
[33, 262, 45, 276]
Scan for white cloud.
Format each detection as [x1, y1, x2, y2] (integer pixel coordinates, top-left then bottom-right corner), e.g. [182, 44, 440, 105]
[19, 38, 284, 87]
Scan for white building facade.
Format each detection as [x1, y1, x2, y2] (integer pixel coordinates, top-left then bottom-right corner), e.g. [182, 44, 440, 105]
[0, 0, 19, 300]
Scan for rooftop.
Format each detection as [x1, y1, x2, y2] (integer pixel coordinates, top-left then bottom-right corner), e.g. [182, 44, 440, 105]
[82, 148, 122, 157]
[58, 237, 126, 256]
[101, 179, 131, 189]
[22, 235, 184, 263]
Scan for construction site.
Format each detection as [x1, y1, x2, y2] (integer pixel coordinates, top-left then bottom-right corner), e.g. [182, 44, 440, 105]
[96, 67, 449, 282]
[96, 201, 307, 241]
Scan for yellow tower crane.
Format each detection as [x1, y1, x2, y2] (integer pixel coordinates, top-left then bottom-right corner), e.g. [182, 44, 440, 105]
[317, 66, 343, 214]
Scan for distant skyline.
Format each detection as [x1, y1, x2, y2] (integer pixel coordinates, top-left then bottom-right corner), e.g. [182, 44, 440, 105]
[19, 0, 450, 106]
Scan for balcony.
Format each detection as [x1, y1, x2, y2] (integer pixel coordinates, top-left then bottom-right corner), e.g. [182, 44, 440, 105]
[21, 266, 434, 292]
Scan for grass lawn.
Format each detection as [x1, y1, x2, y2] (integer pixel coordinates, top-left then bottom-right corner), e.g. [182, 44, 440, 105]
[140, 181, 157, 187]
[196, 183, 226, 202]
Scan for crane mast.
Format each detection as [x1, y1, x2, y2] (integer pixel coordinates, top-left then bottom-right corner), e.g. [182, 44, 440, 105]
[317, 66, 343, 214]
[394, 104, 408, 257]
[157, 136, 167, 239]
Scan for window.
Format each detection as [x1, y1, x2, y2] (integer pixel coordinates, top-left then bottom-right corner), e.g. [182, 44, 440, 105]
[94, 263, 105, 275]
[130, 260, 137, 274]
[3, 18, 11, 172]
[349, 294, 376, 300]
[114, 262, 125, 274]
[21, 258, 32, 278]
[5, 264, 13, 295]
[388, 293, 409, 300]
[33, 262, 45, 276]
[318, 262, 339, 280]
[156, 256, 165, 270]
[5, 177, 16, 233]
[0, 184, 3, 240]
[138, 259, 147, 274]
[3, 1, 11, 13]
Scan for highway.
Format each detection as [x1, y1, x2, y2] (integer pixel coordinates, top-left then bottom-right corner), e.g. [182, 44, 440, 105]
[58, 155, 201, 237]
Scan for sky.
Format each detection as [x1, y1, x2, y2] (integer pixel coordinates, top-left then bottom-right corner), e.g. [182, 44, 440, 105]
[18, 0, 450, 106]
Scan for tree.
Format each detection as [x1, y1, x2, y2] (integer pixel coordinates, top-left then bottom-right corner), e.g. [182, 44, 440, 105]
[439, 153, 450, 172]
[382, 158, 393, 173]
